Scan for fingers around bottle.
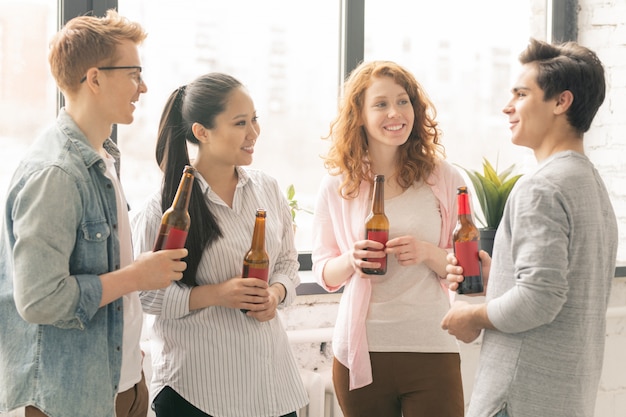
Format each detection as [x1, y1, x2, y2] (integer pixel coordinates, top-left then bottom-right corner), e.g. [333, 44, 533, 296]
[446, 252, 458, 265]
[364, 248, 386, 258]
[169, 248, 188, 259]
[242, 277, 269, 289]
[364, 240, 385, 250]
[447, 281, 459, 291]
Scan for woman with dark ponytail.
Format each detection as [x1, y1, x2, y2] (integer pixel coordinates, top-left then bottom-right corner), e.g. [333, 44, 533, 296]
[131, 73, 308, 417]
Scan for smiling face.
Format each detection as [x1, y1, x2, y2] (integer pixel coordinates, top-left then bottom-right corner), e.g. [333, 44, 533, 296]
[203, 87, 260, 167]
[361, 75, 415, 152]
[503, 63, 560, 153]
[98, 40, 147, 125]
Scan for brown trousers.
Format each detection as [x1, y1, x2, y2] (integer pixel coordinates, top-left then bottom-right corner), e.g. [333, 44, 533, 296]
[333, 352, 465, 417]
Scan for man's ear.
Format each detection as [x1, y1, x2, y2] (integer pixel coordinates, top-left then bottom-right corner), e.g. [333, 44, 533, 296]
[84, 68, 101, 91]
[85, 67, 100, 86]
[555, 90, 574, 115]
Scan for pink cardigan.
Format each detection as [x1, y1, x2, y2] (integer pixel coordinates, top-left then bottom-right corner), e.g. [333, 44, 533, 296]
[311, 160, 465, 390]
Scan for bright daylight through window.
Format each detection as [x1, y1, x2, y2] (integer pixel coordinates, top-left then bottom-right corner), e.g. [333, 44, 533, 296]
[0, 0, 534, 267]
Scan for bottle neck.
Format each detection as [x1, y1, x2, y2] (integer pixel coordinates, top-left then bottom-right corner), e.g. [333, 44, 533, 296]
[457, 192, 471, 216]
[251, 216, 266, 249]
[172, 170, 194, 211]
[371, 178, 385, 214]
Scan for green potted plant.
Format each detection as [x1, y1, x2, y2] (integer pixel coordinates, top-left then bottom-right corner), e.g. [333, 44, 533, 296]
[457, 158, 523, 255]
[286, 184, 313, 231]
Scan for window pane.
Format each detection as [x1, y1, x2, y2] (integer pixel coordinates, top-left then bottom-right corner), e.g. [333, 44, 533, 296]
[364, 0, 535, 173]
[0, 0, 57, 201]
[119, 0, 339, 252]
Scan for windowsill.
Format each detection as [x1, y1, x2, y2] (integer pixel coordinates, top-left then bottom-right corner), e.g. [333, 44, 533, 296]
[296, 270, 341, 296]
[296, 254, 626, 296]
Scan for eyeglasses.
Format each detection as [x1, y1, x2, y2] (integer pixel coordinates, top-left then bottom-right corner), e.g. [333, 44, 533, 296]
[80, 66, 143, 84]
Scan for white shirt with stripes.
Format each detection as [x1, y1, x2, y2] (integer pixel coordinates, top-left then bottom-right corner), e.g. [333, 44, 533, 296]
[130, 167, 308, 417]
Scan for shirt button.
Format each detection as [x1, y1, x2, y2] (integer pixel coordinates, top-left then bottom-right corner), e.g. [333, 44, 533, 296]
[116, 346, 121, 352]
[96, 232, 102, 238]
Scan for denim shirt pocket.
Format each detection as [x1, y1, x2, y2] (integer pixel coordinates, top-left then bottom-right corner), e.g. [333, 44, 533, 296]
[71, 219, 111, 274]
[81, 220, 110, 242]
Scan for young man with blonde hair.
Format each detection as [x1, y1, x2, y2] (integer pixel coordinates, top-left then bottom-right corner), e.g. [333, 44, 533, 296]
[0, 10, 187, 417]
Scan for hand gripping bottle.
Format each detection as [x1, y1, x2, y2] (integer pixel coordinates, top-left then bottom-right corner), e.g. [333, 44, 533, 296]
[241, 208, 270, 312]
[453, 186, 484, 294]
[153, 165, 195, 251]
[363, 174, 389, 275]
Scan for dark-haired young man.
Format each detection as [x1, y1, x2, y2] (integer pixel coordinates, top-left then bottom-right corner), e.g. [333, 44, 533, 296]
[441, 38, 617, 417]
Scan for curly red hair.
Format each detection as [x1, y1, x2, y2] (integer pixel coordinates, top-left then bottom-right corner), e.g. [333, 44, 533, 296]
[323, 60, 445, 199]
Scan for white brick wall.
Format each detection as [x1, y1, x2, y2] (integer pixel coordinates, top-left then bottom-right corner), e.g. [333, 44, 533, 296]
[578, 0, 626, 263]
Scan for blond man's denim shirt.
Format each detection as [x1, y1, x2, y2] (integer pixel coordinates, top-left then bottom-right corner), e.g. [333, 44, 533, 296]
[0, 109, 124, 417]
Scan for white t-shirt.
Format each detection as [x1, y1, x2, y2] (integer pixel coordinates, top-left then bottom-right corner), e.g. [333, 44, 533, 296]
[366, 182, 458, 353]
[103, 153, 143, 392]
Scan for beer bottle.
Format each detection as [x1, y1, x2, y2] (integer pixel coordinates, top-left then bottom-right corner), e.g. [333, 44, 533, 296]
[363, 174, 389, 275]
[453, 186, 484, 294]
[153, 165, 195, 251]
[241, 209, 270, 313]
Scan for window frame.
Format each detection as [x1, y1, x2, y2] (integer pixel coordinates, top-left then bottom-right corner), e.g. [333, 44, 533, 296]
[56, 0, 588, 295]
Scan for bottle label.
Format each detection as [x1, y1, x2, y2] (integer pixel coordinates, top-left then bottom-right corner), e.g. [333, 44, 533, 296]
[243, 265, 269, 282]
[367, 230, 388, 245]
[366, 230, 388, 271]
[161, 227, 188, 250]
[454, 240, 481, 276]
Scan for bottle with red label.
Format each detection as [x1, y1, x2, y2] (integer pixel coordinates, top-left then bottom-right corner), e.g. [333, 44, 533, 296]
[453, 186, 484, 294]
[241, 208, 270, 313]
[363, 174, 389, 275]
[153, 165, 195, 251]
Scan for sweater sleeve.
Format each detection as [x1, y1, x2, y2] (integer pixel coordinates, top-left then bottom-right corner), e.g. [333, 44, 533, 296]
[487, 177, 569, 333]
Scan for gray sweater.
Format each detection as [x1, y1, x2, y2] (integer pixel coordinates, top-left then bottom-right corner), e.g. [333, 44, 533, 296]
[468, 151, 618, 417]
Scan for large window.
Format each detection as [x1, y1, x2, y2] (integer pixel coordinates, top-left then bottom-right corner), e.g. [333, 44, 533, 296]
[117, 0, 536, 255]
[363, 0, 535, 176]
[0, 0, 56, 200]
[117, 0, 339, 252]
[0, 0, 537, 259]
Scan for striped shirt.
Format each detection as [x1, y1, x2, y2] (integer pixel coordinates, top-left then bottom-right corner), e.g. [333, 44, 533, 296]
[130, 167, 308, 417]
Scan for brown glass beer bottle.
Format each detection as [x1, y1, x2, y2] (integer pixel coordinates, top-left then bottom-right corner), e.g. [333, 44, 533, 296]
[153, 165, 195, 251]
[241, 209, 270, 313]
[363, 174, 389, 275]
[453, 186, 484, 294]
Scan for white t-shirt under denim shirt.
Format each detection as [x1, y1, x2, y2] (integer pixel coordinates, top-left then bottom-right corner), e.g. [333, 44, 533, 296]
[103, 152, 143, 393]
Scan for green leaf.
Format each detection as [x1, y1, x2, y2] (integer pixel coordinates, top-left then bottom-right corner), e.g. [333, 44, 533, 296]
[456, 159, 523, 230]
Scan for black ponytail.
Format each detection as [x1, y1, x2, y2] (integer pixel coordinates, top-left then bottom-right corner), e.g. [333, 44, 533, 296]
[155, 83, 223, 286]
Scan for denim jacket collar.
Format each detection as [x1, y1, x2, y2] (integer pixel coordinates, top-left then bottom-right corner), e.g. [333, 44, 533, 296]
[57, 108, 121, 176]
